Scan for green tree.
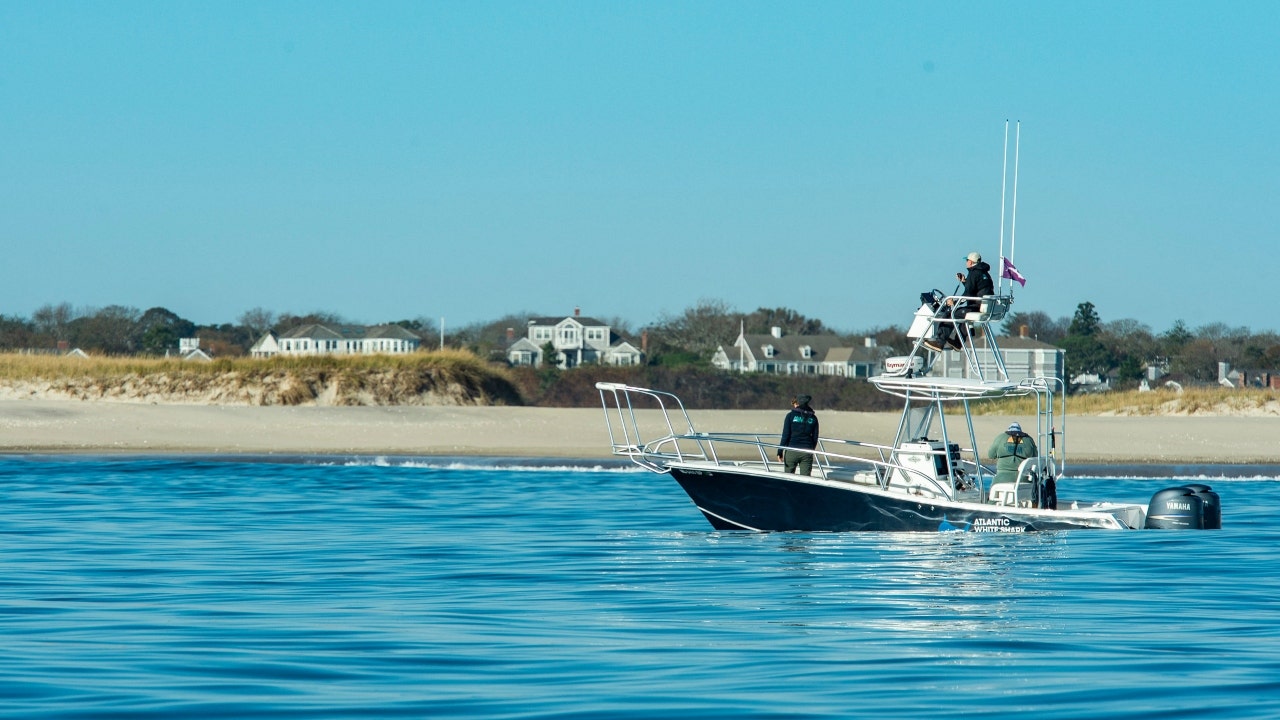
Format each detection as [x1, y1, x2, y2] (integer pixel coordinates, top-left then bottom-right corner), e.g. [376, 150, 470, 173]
[1059, 334, 1114, 378]
[1068, 301, 1101, 336]
[540, 341, 559, 369]
[1161, 320, 1193, 354]
[1098, 318, 1158, 383]
[1058, 301, 1113, 387]
[136, 307, 196, 355]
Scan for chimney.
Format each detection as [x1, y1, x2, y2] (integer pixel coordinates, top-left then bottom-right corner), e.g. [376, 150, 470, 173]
[864, 337, 876, 348]
[771, 326, 783, 338]
[574, 306, 581, 317]
[1019, 324, 1029, 339]
[506, 328, 514, 341]
[641, 330, 648, 353]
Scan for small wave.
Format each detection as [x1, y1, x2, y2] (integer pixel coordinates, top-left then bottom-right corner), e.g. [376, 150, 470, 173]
[1075, 474, 1280, 482]
[1069, 463, 1280, 481]
[325, 455, 646, 473]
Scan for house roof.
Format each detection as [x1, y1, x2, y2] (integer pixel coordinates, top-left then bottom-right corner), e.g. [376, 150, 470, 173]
[528, 315, 609, 327]
[278, 323, 420, 341]
[249, 332, 278, 351]
[992, 335, 1060, 351]
[821, 347, 855, 363]
[507, 337, 541, 352]
[737, 333, 879, 364]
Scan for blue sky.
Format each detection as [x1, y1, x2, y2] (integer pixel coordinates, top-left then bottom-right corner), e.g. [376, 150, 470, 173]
[3, 2, 1277, 335]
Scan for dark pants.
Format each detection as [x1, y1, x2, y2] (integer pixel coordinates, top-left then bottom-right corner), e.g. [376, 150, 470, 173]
[933, 303, 978, 347]
[783, 448, 814, 476]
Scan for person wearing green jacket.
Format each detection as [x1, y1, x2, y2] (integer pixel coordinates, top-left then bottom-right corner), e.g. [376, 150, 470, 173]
[986, 422, 1038, 485]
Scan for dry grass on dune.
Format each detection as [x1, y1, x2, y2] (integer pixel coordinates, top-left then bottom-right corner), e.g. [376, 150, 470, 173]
[0, 350, 524, 406]
[975, 386, 1280, 417]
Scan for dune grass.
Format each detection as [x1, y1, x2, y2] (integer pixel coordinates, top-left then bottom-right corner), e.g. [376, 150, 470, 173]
[0, 350, 524, 406]
[3, 352, 1276, 413]
[974, 386, 1279, 416]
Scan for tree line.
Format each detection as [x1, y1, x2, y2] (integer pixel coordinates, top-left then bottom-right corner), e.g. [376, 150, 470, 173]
[1003, 302, 1280, 387]
[3, 299, 1277, 389]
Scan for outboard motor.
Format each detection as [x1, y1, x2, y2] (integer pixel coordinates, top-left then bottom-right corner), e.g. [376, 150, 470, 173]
[1145, 485, 1218, 529]
[1182, 483, 1222, 529]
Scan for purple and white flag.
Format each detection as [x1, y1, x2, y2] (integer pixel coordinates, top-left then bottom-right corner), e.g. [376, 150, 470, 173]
[1001, 256, 1026, 287]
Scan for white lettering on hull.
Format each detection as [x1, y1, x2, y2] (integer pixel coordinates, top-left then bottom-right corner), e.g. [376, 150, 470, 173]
[971, 516, 1027, 533]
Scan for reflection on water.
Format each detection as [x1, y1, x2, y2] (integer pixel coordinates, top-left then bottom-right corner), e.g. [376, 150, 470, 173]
[763, 532, 1069, 636]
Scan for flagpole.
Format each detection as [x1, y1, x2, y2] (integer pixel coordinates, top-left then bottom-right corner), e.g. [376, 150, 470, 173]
[1010, 121, 1021, 270]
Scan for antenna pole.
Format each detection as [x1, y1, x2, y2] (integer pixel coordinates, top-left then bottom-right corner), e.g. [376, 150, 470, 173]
[997, 120, 1009, 293]
[1010, 121, 1021, 267]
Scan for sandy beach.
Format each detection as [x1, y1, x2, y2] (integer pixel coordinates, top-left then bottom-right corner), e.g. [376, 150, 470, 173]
[2, 398, 1279, 464]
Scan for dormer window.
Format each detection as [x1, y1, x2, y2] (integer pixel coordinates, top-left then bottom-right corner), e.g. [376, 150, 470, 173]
[801, 345, 812, 359]
[763, 344, 775, 358]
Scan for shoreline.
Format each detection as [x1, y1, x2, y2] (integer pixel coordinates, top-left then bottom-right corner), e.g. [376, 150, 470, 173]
[5, 398, 1280, 464]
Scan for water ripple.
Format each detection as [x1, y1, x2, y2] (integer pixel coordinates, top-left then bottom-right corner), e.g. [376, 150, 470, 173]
[0, 457, 1275, 718]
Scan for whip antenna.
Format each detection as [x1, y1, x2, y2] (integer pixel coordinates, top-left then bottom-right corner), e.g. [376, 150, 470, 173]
[1010, 120, 1021, 269]
[997, 120, 1009, 292]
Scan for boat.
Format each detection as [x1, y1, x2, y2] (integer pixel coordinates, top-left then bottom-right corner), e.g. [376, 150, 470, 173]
[594, 125, 1221, 533]
[595, 304, 1221, 532]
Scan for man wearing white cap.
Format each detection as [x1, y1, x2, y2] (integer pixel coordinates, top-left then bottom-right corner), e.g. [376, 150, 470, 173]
[986, 421, 1038, 486]
[924, 251, 994, 352]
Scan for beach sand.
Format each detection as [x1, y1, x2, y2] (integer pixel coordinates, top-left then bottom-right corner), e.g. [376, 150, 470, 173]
[2, 398, 1279, 464]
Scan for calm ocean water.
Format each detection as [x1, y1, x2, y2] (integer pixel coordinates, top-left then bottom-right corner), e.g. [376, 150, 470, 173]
[1, 455, 1277, 719]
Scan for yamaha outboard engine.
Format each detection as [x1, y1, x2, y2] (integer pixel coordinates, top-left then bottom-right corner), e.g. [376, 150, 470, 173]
[1145, 485, 1221, 530]
[1182, 483, 1222, 529]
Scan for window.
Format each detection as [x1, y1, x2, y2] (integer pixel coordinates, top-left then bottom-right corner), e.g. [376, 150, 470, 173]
[800, 345, 812, 359]
[586, 328, 606, 341]
[763, 345, 775, 358]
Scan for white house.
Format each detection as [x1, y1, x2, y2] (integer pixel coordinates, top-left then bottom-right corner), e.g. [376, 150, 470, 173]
[927, 331, 1064, 385]
[506, 309, 644, 368]
[712, 327, 883, 378]
[251, 323, 421, 358]
[249, 332, 280, 358]
[178, 337, 212, 362]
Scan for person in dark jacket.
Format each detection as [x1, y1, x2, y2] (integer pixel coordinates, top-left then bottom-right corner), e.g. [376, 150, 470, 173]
[925, 251, 995, 352]
[777, 394, 820, 475]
